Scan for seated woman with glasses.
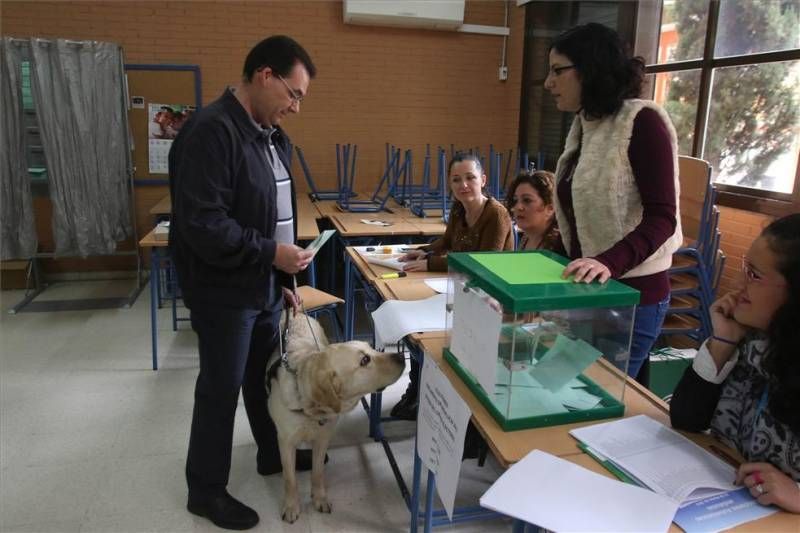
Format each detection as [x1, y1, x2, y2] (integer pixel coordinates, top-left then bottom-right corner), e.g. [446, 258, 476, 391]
[390, 153, 514, 421]
[505, 169, 566, 255]
[670, 214, 800, 514]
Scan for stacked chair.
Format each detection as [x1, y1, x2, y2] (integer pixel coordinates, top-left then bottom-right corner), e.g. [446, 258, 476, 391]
[660, 156, 726, 346]
[295, 144, 358, 201]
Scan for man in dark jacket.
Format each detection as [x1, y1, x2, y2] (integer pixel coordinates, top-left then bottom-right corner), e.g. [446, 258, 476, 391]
[168, 35, 315, 530]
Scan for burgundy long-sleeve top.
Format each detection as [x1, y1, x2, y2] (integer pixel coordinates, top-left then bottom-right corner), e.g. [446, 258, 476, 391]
[557, 107, 677, 305]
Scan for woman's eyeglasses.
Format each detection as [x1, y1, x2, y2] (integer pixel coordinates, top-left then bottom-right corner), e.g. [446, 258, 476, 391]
[742, 257, 786, 286]
[548, 64, 575, 77]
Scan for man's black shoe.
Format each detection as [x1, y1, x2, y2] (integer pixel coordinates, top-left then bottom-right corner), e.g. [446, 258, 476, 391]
[257, 449, 329, 475]
[187, 492, 259, 530]
[390, 388, 419, 420]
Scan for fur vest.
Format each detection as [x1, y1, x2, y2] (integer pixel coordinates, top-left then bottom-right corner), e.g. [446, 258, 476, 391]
[554, 99, 682, 278]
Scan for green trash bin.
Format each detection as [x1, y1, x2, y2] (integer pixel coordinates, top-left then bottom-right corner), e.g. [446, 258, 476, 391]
[649, 347, 697, 402]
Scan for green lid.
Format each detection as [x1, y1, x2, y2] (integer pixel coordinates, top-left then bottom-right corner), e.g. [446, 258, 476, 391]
[447, 250, 640, 312]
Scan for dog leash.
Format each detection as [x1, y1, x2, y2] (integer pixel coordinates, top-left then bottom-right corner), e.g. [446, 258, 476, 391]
[293, 275, 321, 352]
[276, 275, 322, 377]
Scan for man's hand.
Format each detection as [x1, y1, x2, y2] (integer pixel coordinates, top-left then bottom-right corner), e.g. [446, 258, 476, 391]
[282, 287, 301, 316]
[274, 243, 313, 274]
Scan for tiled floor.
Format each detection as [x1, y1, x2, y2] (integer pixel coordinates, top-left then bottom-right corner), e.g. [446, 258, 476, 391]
[0, 283, 512, 532]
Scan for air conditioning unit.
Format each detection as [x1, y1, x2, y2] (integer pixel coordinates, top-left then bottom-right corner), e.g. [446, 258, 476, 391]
[343, 0, 465, 31]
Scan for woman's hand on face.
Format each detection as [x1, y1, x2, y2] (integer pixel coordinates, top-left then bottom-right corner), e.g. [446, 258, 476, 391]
[562, 258, 612, 283]
[402, 259, 428, 272]
[710, 292, 748, 344]
[398, 249, 426, 262]
[736, 462, 800, 513]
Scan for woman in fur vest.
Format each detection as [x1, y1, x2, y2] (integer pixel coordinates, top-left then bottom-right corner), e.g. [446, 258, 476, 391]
[545, 23, 682, 386]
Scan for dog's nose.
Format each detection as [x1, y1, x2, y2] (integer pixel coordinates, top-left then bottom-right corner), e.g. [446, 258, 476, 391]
[390, 352, 405, 366]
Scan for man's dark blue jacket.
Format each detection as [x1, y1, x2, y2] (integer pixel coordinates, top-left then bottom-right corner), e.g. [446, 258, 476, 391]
[168, 89, 296, 310]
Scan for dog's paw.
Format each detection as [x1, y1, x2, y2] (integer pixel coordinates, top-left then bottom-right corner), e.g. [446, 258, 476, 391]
[281, 500, 301, 523]
[313, 496, 332, 514]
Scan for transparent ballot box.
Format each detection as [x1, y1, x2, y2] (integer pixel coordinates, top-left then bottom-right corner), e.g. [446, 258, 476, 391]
[444, 250, 639, 431]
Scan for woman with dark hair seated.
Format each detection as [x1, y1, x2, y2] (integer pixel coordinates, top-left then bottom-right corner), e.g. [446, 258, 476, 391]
[670, 214, 800, 514]
[390, 152, 514, 420]
[545, 23, 682, 386]
[505, 169, 566, 255]
[398, 153, 514, 272]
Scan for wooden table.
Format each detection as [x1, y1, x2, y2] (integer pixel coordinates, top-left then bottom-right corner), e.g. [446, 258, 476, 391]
[294, 193, 321, 241]
[149, 194, 171, 216]
[412, 335, 800, 532]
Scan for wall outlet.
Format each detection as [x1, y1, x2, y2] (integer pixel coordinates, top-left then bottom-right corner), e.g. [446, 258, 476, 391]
[498, 66, 508, 81]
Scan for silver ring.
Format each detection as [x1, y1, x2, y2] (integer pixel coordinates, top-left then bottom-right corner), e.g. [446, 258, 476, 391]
[755, 483, 764, 495]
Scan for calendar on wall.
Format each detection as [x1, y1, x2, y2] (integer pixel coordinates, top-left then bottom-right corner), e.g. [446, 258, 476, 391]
[147, 103, 194, 174]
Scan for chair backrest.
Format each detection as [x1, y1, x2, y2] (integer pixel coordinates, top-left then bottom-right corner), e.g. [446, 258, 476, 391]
[678, 155, 713, 243]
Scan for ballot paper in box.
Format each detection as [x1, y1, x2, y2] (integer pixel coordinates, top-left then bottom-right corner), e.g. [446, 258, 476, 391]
[444, 250, 640, 431]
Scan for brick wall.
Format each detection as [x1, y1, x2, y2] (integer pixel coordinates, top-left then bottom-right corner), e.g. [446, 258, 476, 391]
[2, 0, 524, 271]
[1, 1, 773, 284]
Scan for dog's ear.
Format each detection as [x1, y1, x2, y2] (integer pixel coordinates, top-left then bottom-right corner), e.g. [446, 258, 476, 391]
[312, 369, 342, 415]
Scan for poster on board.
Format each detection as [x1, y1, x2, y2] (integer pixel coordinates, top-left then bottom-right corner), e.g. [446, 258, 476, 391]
[148, 103, 194, 174]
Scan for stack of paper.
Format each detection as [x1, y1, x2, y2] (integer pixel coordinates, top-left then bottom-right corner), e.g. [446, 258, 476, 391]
[154, 220, 170, 241]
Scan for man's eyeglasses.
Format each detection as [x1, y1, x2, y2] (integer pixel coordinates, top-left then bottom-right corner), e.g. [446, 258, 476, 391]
[548, 64, 576, 77]
[277, 75, 303, 104]
[742, 257, 786, 286]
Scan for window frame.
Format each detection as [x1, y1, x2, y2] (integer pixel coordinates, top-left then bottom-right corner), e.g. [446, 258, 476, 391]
[645, 0, 800, 216]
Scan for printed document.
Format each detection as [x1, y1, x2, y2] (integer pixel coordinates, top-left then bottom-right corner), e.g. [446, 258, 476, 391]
[570, 415, 737, 503]
[417, 357, 471, 521]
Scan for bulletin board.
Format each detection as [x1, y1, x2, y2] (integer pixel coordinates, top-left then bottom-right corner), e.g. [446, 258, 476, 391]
[125, 64, 201, 184]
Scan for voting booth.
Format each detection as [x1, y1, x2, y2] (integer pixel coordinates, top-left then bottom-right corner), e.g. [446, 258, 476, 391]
[443, 251, 640, 431]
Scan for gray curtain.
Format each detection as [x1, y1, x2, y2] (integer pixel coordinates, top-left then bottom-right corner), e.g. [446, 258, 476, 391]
[0, 38, 37, 260]
[28, 38, 132, 258]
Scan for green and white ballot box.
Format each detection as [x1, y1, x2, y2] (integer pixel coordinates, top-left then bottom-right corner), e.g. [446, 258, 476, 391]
[443, 250, 640, 431]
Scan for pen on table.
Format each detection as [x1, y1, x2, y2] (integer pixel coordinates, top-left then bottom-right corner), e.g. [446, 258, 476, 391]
[709, 444, 741, 468]
[380, 272, 407, 279]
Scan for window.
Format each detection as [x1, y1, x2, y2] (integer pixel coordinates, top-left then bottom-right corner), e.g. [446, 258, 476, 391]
[21, 60, 48, 189]
[637, 0, 800, 214]
[519, 1, 637, 172]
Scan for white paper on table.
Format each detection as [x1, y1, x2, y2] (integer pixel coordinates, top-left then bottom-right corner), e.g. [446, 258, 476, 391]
[449, 279, 501, 396]
[529, 334, 603, 392]
[424, 278, 450, 294]
[371, 294, 448, 349]
[365, 255, 405, 271]
[570, 415, 737, 503]
[479, 450, 678, 533]
[416, 357, 471, 521]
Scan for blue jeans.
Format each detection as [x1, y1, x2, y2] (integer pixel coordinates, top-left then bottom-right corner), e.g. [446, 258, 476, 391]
[628, 296, 670, 386]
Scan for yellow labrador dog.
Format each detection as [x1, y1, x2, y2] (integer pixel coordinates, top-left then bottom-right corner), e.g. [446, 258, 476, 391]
[266, 312, 404, 523]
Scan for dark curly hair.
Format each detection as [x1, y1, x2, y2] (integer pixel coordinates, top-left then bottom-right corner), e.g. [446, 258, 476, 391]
[762, 213, 800, 431]
[550, 23, 645, 119]
[504, 170, 555, 212]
